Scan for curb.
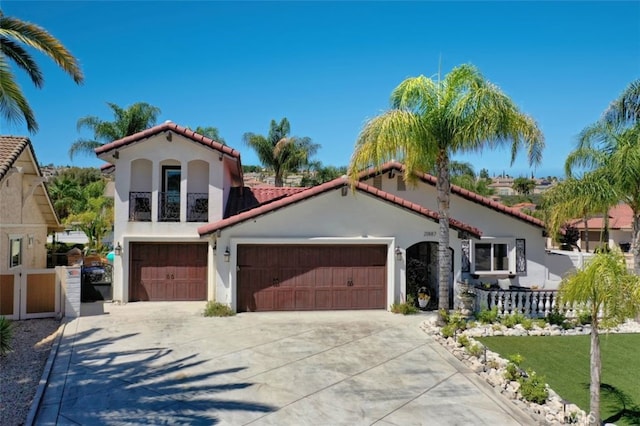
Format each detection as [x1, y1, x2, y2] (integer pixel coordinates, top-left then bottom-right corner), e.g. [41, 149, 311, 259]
[25, 319, 69, 426]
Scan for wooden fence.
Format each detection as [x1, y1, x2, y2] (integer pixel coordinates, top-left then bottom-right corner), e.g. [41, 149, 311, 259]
[0, 268, 63, 320]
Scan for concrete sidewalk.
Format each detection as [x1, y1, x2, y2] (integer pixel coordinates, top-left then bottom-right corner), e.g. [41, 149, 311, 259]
[32, 302, 534, 425]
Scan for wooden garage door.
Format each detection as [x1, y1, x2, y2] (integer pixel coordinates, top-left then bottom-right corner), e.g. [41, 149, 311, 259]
[130, 243, 207, 301]
[237, 245, 386, 312]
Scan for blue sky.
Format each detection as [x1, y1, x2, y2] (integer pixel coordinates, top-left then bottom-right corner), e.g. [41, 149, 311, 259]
[2, 1, 639, 178]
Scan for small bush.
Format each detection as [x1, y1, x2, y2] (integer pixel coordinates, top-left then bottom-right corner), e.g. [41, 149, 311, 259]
[518, 369, 549, 404]
[521, 318, 533, 331]
[546, 309, 566, 326]
[457, 334, 470, 348]
[504, 353, 525, 381]
[576, 310, 592, 325]
[534, 319, 547, 328]
[441, 323, 457, 338]
[390, 295, 420, 315]
[0, 316, 13, 356]
[448, 312, 467, 331]
[467, 343, 483, 358]
[477, 307, 499, 324]
[203, 301, 235, 317]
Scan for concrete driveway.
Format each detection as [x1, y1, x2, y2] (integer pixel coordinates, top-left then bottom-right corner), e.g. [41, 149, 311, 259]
[34, 302, 532, 425]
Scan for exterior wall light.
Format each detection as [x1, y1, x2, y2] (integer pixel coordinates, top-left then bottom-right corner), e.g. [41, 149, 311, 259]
[114, 242, 122, 256]
[395, 246, 403, 261]
[224, 247, 230, 262]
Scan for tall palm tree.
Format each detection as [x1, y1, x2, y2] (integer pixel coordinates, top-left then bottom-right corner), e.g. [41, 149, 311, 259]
[348, 64, 543, 321]
[0, 11, 83, 133]
[564, 82, 640, 272]
[558, 249, 640, 425]
[68, 102, 161, 159]
[243, 118, 319, 187]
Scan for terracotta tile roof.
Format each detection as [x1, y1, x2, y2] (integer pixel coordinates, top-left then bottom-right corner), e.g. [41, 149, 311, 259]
[572, 204, 633, 230]
[358, 162, 546, 229]
[251, 187, 306, 204]
[200, 177, 482, 238]
[223, 186, 307, 218]
[0, 135, 30, 182]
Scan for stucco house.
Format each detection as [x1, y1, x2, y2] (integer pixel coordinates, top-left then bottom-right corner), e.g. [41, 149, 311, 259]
[0, 136, 61, 274]
[97, 122, 552, 312]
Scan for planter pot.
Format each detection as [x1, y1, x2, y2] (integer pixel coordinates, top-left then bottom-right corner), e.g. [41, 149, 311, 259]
[418, 298, 428, 308]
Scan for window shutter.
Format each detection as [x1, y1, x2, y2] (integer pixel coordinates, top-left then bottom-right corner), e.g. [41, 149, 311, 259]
[461, 240, 470, 272]
[516, 238, 526, 273]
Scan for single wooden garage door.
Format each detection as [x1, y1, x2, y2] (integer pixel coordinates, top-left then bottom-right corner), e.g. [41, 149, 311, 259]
[130, 243, 207, 301]
[237, 245, 387, 312]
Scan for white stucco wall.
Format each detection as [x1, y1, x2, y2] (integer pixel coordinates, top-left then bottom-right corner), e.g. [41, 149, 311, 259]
[362, 173, 549, 287]
[108, 133, 233, 302]
[208, 187, 465, 311]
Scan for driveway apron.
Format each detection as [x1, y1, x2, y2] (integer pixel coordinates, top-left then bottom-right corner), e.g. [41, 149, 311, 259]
[33, 302, 533, 425]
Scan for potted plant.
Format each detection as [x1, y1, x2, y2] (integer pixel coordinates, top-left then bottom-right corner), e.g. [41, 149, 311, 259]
[417, 289, 430, 309]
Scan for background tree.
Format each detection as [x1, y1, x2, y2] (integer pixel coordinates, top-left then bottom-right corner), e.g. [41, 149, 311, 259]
[564, 79, 640, 271]
[448, 161, 495, 197]
[193, 126, 226, 145]
[0, 11, 83, 132]
[349, 64, 543, 321]
[479, 168, 490, 180]
[68, 102, 161, 159]
[558, 249, 640, 424]
[47, 167, 104, 220]
[512, 176, 536, 195]
[300, 162, 347, 186]
[243, 118, 319, 187]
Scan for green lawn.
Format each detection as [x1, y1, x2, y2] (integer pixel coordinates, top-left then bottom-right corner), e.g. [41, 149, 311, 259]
[477, 333, 640, 425]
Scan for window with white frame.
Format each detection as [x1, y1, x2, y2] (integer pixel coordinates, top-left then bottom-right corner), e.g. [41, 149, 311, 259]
[473, 239, 512, 273]
[9, 236, 22, 268]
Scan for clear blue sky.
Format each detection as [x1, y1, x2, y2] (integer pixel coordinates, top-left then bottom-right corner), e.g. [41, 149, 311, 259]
[2, 1, 639, 178]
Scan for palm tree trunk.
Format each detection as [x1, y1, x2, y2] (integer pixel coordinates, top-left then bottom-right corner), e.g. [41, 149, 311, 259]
[437, 153, 451, 324]
[589, 317, 601, 425]
[633, 213, 640, 275]
[583, 218, 590, 252]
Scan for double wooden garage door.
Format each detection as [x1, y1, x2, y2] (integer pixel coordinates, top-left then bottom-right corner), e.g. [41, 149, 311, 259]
[129, 243, 207, 301]
[237, 245, 387, 312]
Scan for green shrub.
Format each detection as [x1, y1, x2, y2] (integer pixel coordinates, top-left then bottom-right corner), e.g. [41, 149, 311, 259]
[534, 318, 547, 328]
[441, 323, 457, 338]
[448, 312, 467, 331]
[457, 334, 470, 348]
[518, 369, 549, 404]
[576, 310, 592, 325]
[521, 318, 533, 331]
[477, 307, 499, 324]
[0, 316, 13, 356]
[390, 295, 420, 315]
[439, 308, 450, 324]
[467, 343, 483, 358]
[546, 309, 566, 326]
[500, 312, 526, 328]
[504, 353, 525, 381]
[203, 301, 235, 317]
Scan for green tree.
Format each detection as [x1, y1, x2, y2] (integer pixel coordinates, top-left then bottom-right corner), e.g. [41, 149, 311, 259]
[193, 126, 225, 145]
[300, 162, 347, 186]
[68, 102, 161, 159]
[348, 64, 543, 321]
[564, 79, 640, 271]
[558, 249, 640, 424]
[64, 180, 113, 252]
[512, 176, 536, 195]
[479, 168, 490, 179]
[0, 11, 83, 133]
[47, 175, 83, 220]
[243, 118, 319, 187]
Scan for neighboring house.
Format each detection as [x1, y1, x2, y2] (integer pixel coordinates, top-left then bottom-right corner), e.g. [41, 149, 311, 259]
[570, 203, 633, 252]
[97, 123, 552, 312]
[0, 136, 61, 273]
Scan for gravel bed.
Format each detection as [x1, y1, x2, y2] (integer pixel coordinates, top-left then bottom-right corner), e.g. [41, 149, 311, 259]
[0, 318, 62, 426]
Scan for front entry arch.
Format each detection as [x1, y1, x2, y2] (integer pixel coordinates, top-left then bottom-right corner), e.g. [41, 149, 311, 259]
[406, 242, 454, 309]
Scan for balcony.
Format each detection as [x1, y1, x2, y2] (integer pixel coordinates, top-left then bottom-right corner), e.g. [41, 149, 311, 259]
[129, 192, 151, 221]
[129, 192, 209, 222]
[187, 193, 208, 222]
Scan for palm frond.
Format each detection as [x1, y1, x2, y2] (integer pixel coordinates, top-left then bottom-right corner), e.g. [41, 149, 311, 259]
[0, 56, 37, 132]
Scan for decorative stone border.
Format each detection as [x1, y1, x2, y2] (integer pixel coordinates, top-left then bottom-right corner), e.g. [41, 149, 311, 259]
[421, 318, 640, 425]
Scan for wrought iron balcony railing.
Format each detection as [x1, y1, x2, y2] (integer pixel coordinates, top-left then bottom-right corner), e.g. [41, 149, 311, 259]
[187, 193, 208, 222]
[129, 192, 151, 221]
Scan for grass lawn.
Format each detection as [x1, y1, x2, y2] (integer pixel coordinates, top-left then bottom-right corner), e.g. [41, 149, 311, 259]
[477, 333, 640, 425]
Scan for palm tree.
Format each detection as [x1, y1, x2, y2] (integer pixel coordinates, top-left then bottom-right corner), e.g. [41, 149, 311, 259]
[512, 177, 536, 195]
[243, 118, 319, 187]
[0, 11, 83, 133]
[558, 249, 640, 425]
[47, 175, 83, 220]
[348, 64, 544, 321]
[564, 81, 640, 272]
[541, 172, 617, 252]
[193, 126, 226, 145]
[68, 102, 161, 159]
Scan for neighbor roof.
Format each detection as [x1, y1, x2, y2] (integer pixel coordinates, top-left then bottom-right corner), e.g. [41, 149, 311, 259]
[0, 136, 61, 230]
[199, 177, 482, 238]
[572, 204, 633, 230]
[358, 162, 546, 229]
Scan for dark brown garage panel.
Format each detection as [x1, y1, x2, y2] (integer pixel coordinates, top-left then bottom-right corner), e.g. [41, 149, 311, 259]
[130, 243, 207, 301]
[237, 245, 387, 312]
